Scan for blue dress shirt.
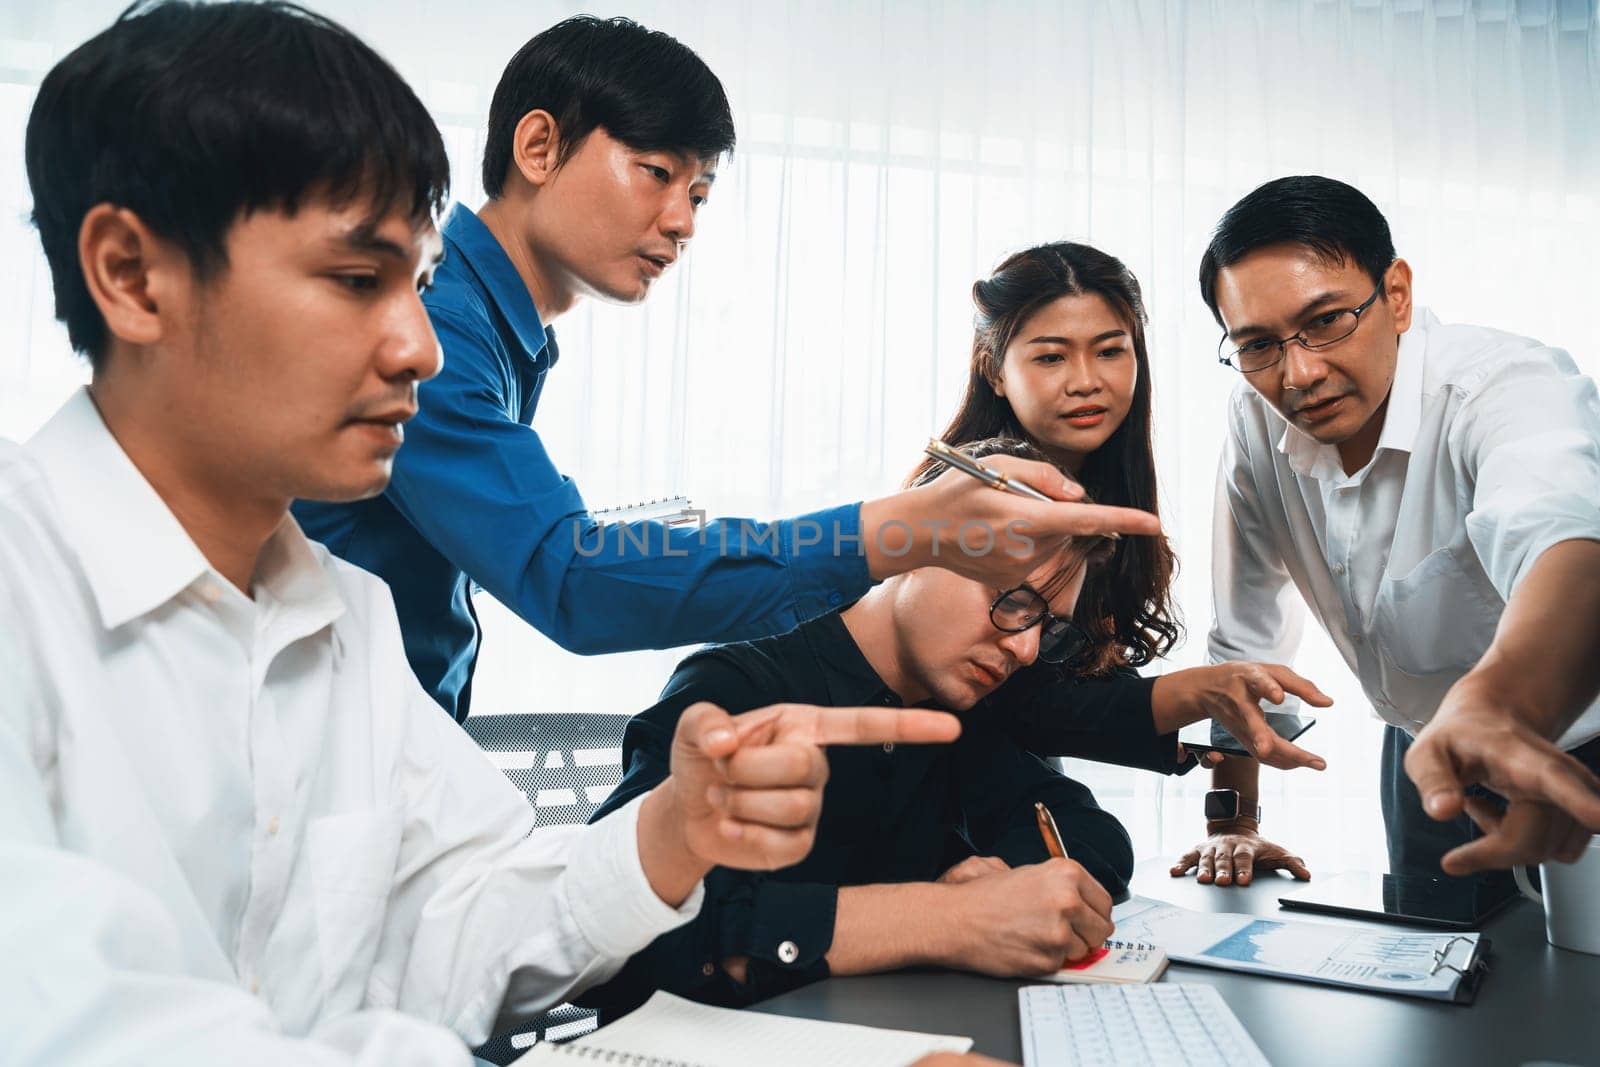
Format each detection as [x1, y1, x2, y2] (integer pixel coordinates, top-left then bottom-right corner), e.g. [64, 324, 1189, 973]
[294, 205, 870, 720]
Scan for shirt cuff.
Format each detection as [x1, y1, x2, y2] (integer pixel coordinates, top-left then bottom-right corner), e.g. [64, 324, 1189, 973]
[781, 503, 872, 617]
[563, 794, 704, 960]
[739, 878, 838, 971]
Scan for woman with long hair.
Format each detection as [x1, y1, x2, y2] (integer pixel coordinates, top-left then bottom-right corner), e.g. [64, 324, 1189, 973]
[924, 242, 1332, 887]
[912, 241, 1176, 674]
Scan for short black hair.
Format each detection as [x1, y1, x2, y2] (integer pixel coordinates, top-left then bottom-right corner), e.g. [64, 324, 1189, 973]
[26, 0, 450, 367]
[1198, 175, 1396, 327]
[482, 16, 735, 198]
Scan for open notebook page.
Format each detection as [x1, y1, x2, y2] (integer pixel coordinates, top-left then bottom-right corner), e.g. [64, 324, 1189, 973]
[514, 991, 972, 1067]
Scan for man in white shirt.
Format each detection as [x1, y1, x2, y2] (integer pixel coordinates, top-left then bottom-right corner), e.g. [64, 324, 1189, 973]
[1171, 175, 1600, 887]
[0, 5, 965, 1064]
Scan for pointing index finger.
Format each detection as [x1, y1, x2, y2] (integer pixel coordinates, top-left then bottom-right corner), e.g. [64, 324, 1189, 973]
[1013, 503, 1162, 540]
[800, 705, 962, 746]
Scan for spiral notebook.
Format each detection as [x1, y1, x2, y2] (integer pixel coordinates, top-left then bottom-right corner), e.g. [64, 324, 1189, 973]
[1038, 937, 1169, 985]
[512, 991, 971, 1066]
[591, 496, 700, 526]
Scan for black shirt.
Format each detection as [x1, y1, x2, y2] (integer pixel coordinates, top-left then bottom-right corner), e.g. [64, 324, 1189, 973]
[580, 611, 1136, 1017]
[991, 662, 1197, 775]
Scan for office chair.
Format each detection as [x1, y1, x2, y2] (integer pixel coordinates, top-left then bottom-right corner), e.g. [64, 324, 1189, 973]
[463, 712, 631, 1064]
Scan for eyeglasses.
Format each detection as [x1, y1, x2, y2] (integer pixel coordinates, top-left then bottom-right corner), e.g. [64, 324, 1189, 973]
[990, 584, 1092, 666]
[1217, 283, 1384, 374]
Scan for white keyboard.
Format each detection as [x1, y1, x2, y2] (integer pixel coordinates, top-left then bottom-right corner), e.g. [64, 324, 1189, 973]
[1019, 984, 1270, 1067]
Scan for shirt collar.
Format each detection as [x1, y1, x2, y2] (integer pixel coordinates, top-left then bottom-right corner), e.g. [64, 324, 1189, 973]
[1375, 307, 1432, 457]
[28, 388, 344, 635]
[799, 611, 905, 707]
[1275, 419, 1341, 481]
[1274, 307, 1434, 482]
[252, 514, 347, 642]
[440, 203, 554, 365]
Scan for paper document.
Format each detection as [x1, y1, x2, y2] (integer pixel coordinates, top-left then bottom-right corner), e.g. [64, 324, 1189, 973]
[1111, 896, 1485, 1001]
[514, 990, 972, 1066]
[1038, 940, 1169, 985]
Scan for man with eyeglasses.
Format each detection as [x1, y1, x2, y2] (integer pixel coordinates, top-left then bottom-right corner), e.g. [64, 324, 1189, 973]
[1173, 175, 1600, 890]
[576, 439, 1143, 1017]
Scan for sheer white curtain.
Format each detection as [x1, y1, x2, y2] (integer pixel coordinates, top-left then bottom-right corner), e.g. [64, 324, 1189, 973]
[3, 0, 1597, 869]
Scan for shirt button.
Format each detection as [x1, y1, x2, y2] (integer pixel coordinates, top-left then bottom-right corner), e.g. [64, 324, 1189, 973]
[267, 816, 280, 836]
[777, 941, 799, 964]
[1350, 633, 1363, 644]
[197, 580, 224, 604]
[701, 962, 715, 977]
[882, 742, 895, 754]
[1332, 562, 1346, 576]
[249, 976, 260, 995]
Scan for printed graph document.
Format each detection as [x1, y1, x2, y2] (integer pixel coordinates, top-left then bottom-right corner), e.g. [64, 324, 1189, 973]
[1111, 896, 1487, 1002]
[513, 991, 972, 1066]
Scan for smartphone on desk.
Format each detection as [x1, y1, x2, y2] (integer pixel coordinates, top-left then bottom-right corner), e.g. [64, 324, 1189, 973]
[1176, 711, 1316, 758]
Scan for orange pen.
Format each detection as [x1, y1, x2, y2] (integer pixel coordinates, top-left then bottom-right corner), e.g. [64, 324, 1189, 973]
[1035, 800, 1069, 860]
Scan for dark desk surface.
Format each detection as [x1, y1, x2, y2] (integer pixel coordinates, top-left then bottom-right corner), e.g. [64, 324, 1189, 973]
[753, 859, 1600, 1066]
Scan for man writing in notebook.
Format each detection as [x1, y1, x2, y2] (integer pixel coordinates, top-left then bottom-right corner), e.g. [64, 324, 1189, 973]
[291, 16, 1160, 724]
[582, 439, 1143, 1017]
[1175, 176, 1600, 888]
[0, 5, 964, 1063]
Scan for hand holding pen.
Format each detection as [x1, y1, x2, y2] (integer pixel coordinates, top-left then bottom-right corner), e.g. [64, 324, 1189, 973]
[854, 440, 1160, 591]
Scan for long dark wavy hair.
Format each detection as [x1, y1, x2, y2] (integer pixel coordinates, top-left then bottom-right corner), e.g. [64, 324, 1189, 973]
[908, 241, 1181, 673]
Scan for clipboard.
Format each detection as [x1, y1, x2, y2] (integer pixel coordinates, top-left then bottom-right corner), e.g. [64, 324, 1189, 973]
[1111, 896, 1494, 1004]
[1436, 934, 1492, 1005]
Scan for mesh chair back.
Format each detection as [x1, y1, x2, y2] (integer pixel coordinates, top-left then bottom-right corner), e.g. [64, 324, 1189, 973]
[464, 713, 630, 826]
[464, 712, 632, 1064]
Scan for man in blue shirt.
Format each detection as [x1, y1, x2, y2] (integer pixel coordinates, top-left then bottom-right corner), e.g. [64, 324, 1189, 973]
[294, 16, 1158, 720]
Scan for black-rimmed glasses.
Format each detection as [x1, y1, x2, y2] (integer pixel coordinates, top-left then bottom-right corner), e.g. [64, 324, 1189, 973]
[990, 584, 1091, 666]
[1217, 283, 1384, 374]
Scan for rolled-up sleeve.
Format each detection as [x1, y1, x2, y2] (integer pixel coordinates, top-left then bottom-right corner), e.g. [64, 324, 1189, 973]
[579, 870, 839, 1017]
[580, 652, 839, 1015]
[1453, 348, 1600, 600]
[389, 309, 870, 656]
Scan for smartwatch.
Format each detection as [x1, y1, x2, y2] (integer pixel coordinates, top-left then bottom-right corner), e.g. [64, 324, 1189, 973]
[1204, 788, 1261, 824]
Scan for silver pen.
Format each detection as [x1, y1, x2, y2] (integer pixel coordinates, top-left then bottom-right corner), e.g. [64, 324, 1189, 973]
[923, 438, 1119, 539]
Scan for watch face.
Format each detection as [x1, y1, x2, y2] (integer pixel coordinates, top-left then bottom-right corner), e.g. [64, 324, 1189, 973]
[1204, 790, 1237, 820]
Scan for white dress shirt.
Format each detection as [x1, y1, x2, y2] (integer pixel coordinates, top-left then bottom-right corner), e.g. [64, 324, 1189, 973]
[0, 390, 701, 1066]
[1209, 308, 1600, 750]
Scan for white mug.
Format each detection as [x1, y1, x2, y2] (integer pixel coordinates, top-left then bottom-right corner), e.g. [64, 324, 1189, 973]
[1514, 835, 1600, 956]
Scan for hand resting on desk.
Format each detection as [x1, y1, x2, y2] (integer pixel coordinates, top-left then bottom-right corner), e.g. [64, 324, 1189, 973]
[1170, 828, 1311, 887]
